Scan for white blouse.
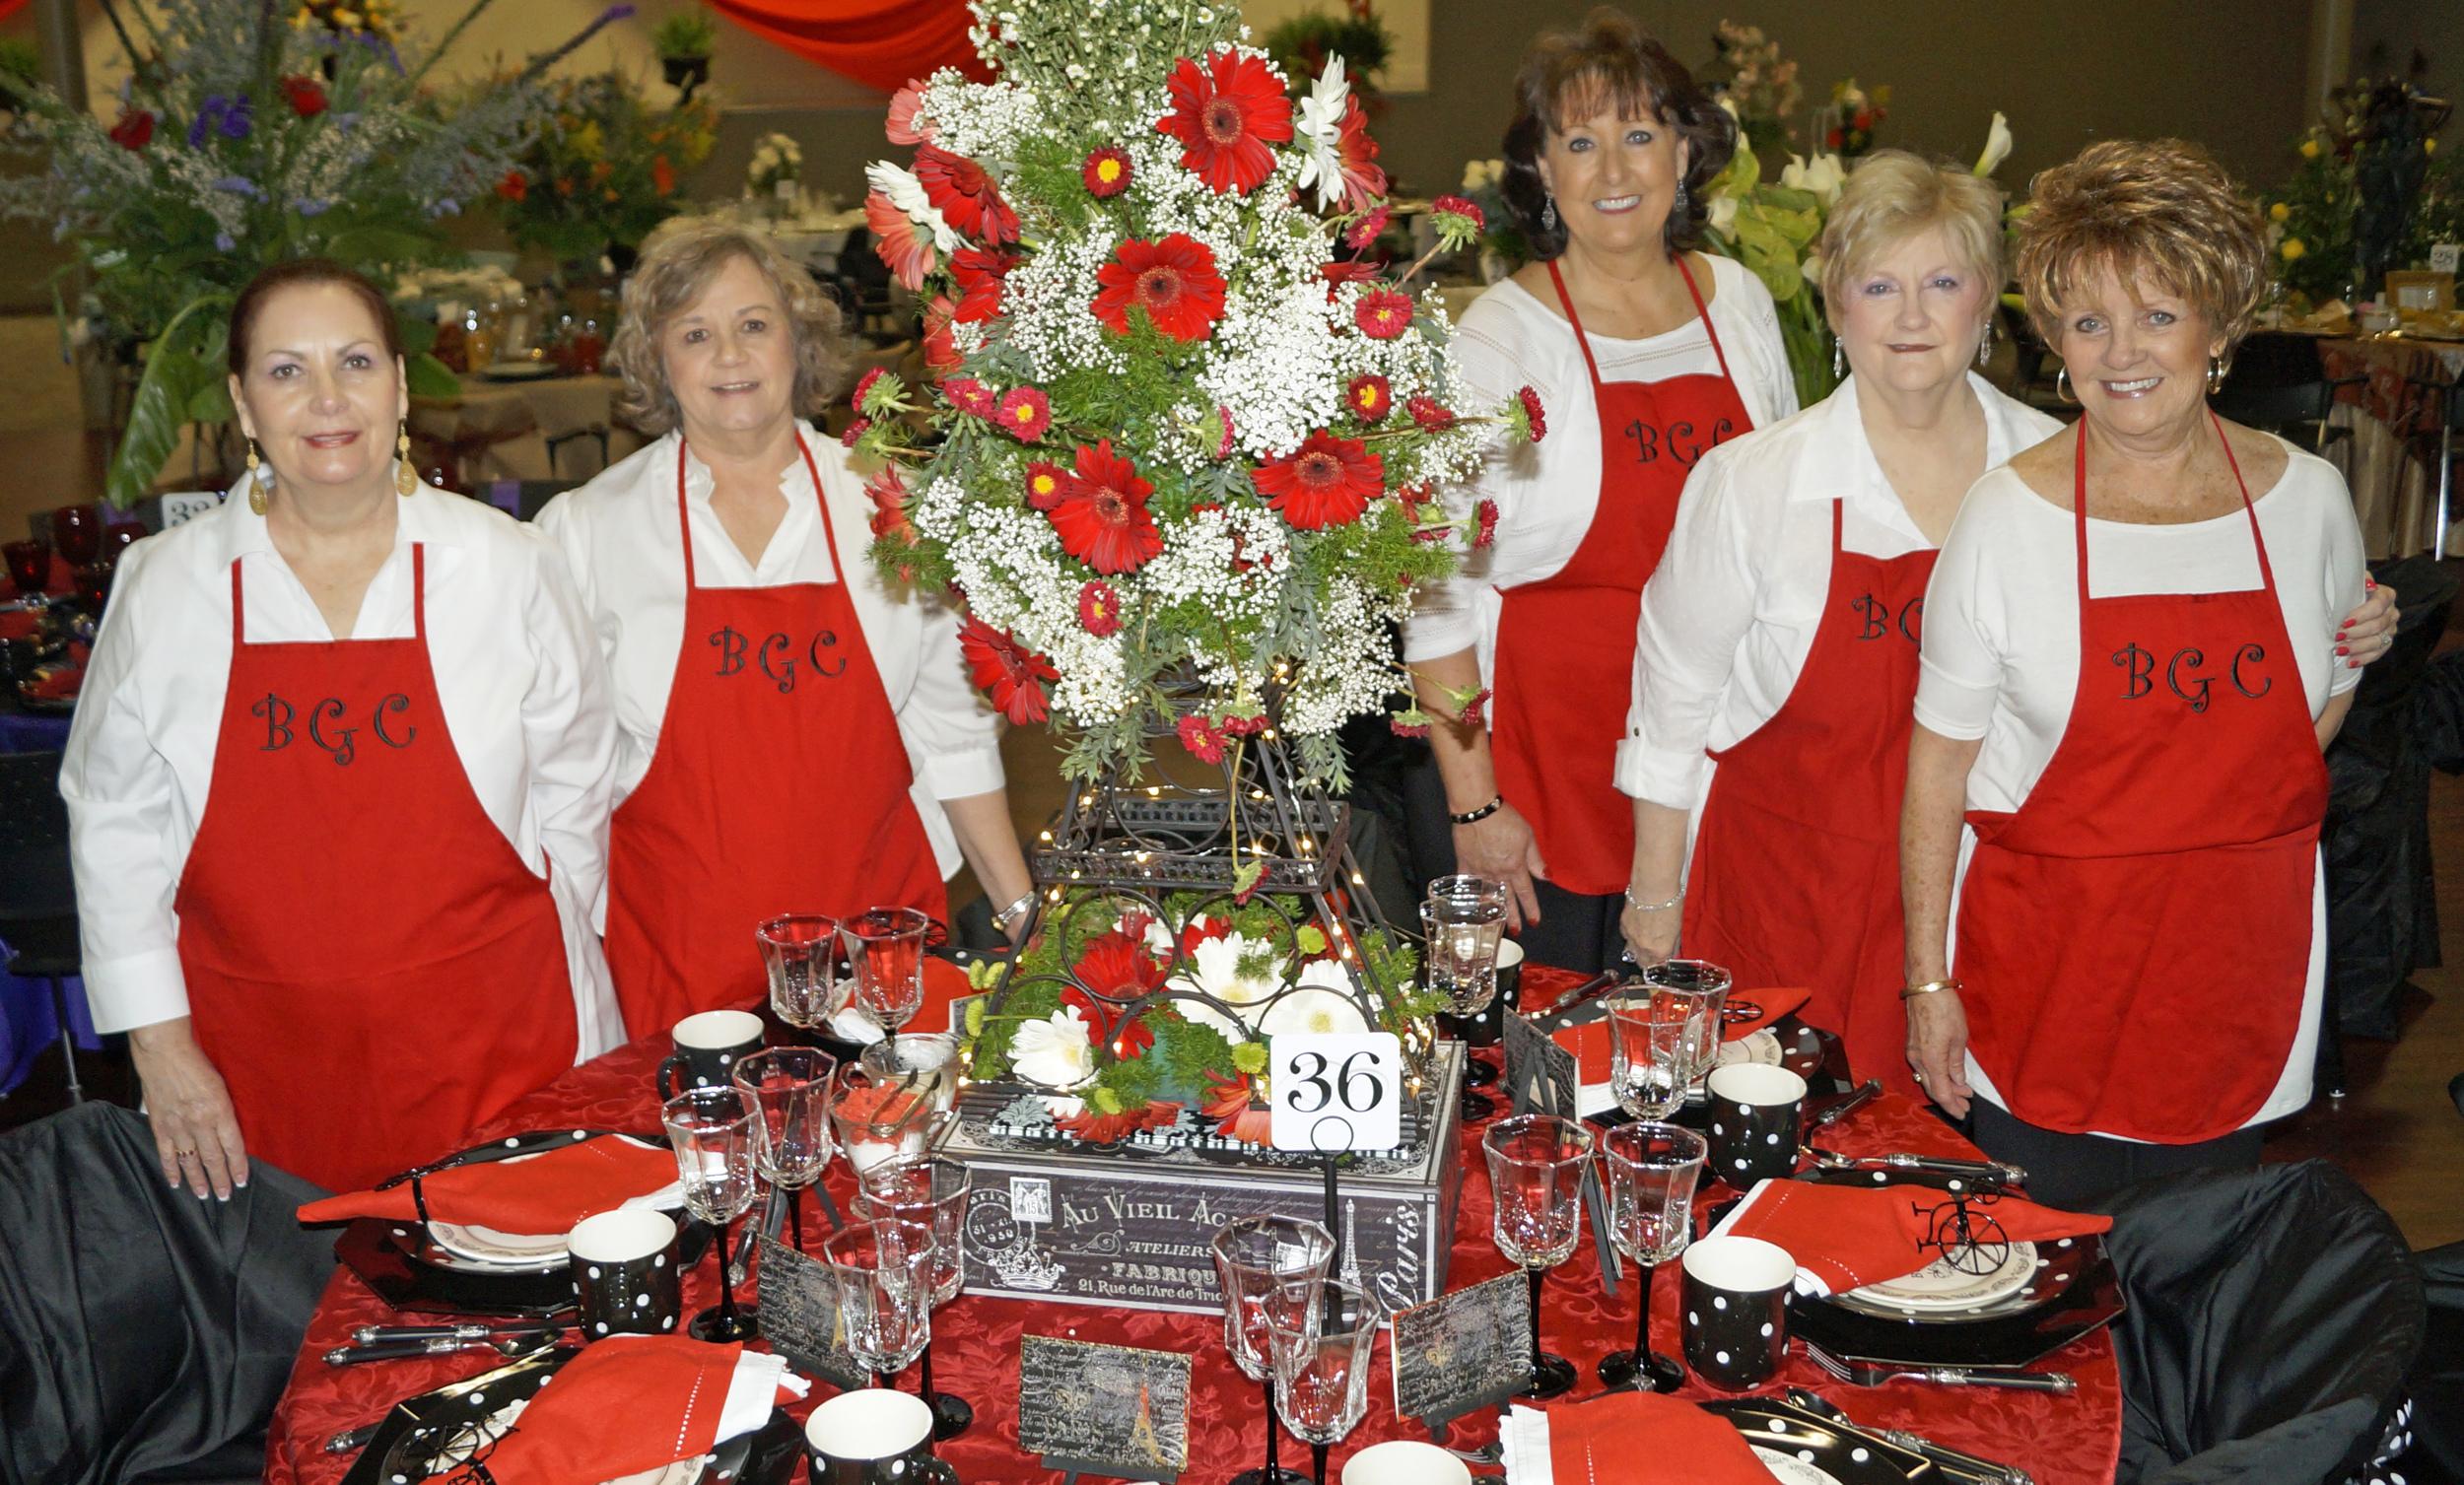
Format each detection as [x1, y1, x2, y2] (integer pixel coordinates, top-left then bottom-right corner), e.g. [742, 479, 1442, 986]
[534, 426, 1004, 895]
[61, 485, 625, 1057]
[1616, 372, 2063, 810]
[1401, 254, 1799, 673]
[1918, 447, 2369, 1131]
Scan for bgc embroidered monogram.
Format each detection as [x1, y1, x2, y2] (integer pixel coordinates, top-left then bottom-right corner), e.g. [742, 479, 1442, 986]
[705, 622, 848, 690]
[2108, 638, 2275, 710]
[248, 689, 418, 763]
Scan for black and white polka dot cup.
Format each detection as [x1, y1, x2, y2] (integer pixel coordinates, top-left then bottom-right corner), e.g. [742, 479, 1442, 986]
[1705, 1064, 1808, 1188]
[657, 1009, 766, 1100]
[1680, 1235, 1795, 1391]
[569, 1208, 683, 1338]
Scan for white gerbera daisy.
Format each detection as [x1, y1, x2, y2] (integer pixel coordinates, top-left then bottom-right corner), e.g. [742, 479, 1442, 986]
[1292, 55, 1353, 212]
[1011, 1006, 1097, 1089]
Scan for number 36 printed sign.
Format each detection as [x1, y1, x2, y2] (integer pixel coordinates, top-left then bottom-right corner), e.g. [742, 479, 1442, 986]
[1269, 1033, 1403, 1152]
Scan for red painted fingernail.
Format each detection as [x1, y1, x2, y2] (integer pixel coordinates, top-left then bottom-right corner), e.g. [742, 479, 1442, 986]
[2337, 645, 2350, 655]
[2367, 576, 2378, 588]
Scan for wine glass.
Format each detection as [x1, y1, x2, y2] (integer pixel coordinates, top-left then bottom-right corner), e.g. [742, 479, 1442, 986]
[660, 1086, 763, 1342]
[1211, 1215, 1335, 1485]
[821, 1218, 937, 1387]
[49, 505, 101, 570]
[1595, 1121, 1705, 1392]
[846, 907, 931, 1034]
[1266, 1278, 1382, 1485]
[830, 1060, 952, 1177]
[1482, 1114, 1593, 1400]
[1421, 875, 1507, 1121]
[3, 538, 49, 598]
[759, 913, 844, 1031]
[856, 1154, 974, 1439]
[1641, 959, 1732, 1085]
[733, 1046, 836, 1252]
[1607, 994, 1694, 1120]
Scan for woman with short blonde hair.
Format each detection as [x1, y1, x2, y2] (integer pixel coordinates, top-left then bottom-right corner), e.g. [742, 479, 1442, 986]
[1901, 139, 2390, 1202]
[541, 223, 1033, 1038]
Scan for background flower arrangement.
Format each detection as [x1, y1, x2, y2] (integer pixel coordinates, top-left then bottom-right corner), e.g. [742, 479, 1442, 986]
[489, 67, 717, 264]
[2263, 77, 2459, 309]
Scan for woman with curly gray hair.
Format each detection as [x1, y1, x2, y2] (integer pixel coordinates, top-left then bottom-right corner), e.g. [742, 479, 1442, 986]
[540, 219, 1032, 1038]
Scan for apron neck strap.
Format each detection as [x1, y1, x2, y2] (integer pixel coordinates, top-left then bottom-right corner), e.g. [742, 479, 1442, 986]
[230, 541, 426, 643]
[2070, 411, 2274, 607]
[675, 430, 841, 589]
[1673, 253, 1741, 390]
[1543, 253, 1739, 394]
[1544, 258, 1608, 388]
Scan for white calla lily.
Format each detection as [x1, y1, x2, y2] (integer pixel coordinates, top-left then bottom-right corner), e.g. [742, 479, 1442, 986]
[864, 159, 958, 252]
[1011, 1007, 1098, 1089]
[1781, 151, 1846, 206]
[1974, 111, 2013, 177]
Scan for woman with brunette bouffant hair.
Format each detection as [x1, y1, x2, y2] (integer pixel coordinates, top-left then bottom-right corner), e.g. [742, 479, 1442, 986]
[62, 257, 622, 1196]
[1403, 7, 1795, 971]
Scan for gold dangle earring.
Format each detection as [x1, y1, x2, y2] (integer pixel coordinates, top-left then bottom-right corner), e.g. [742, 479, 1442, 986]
[2206, 357, 2227, 396]
[2055, 368, 2078, 405]
[395, 422, 419, 498]
[245, 439, 270, 516]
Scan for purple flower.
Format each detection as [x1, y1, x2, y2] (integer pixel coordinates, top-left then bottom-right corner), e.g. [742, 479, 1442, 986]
[600, 4, 639, 19]
[211, 175, 262, 198]
[426, 198, 459, 218]
[186, 97, 221, 148]
[218, 95, 252, 139]
[214, 234, 235, 251]
[296, 197, 332, 217]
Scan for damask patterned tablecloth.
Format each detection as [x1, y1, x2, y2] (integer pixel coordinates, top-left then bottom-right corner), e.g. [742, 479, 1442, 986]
[2314, 334, 2464, 557]
[262, 972, 2121, 1485]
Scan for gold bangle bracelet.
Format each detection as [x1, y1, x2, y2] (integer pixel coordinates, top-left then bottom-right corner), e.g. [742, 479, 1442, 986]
[1900, 979, 1962, 1001]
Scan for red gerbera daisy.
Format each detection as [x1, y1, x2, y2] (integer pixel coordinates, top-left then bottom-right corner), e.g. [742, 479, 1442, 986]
[913, 144, 1018, 243]
[1157, 50, 1293, 196]
[864, 190, 936, 291]
[1056, 1099, 1180, 1144]
[1203, 1072, 1273, 1145]
[1253, 431, 1385, 531]
[863, 463, 915, 544]
[1353, 289, 1414, 340]
[1066, 930, 1167, 1057]
[1024, 460, 1068, 511]
[1078, 579, 1123, 638]
[1092, 234, 1227, 343]
[950, 245, 1021, 324]
[1051, 439, 1164, 574]
[922, 295, 961, 375]
[1082, 146, 1132, 197]
[994, 386, 1053, 442]
[958, 617, 1059, 724]
[1332, 95, 1387, 211]
[1347, 374, 1393, 423]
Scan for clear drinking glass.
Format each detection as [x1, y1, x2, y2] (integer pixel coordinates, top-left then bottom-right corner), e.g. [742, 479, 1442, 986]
[856, 1154, 975, 1440]
[660, 1085, 762, 1342]
[1607, 995, 1694, 1120]
[856, 1033, 964, 1117]
[831, 1060, 953, 1176]
[1420, 877, 1507, 1017]
[1641, 959, 1733, 1084]
[1267, 1278, 1382, 1485]
[845, 907, 932, 1033]
[1211, 1216, 1335, 1485]
[1482, 1114, 1594, 1400]
[733, 1047, 836, 1252]
[759, 913, 844, 1030]
[1595, 1121, 1706, 1392]
[821, 1218, 937, 1384]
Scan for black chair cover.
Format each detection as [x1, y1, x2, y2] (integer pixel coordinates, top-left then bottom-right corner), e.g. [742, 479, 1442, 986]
[2081, 1160, 2425, 1485]
[0, 1102, 336, 1485]
[2404, 1240, 2464, 1485]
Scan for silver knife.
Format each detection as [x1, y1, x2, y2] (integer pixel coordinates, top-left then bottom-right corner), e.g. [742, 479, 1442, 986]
[1785, 1389, 2031, 1485]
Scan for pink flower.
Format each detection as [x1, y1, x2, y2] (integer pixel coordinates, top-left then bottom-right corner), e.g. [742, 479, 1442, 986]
[1353, 289, 1413, 340]
[1390, 712, 1431, 738]
[1430, 193, 1485, 232]
[1079, 579, 1123, 638]
[994, 386, 1053, 442]
[1512, 384, 1548, 443]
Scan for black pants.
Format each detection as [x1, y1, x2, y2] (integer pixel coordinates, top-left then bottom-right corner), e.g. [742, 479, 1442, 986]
[1966, 1097, 2265, 1209]
[1401, 754, 1630, 976]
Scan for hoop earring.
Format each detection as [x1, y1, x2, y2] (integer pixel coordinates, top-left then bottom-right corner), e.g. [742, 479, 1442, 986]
[2206, 357, 2226, 395]
[396, 422, 419, 498]
[1541, 196, 1556, 232]
[1832, 338, 1845, 379]
[1977, 320, 1996, 368]
[244, 440, 270, 516]
[2055, 368, 2078, 405]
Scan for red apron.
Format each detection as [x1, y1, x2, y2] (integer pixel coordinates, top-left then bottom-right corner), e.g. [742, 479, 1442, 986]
[1955, 419, 2326, 1142]
[603, 436, 945, 1038]
[176, 546, 579, 1192]
[1490, 256, 1755, 897]
[1684, 499, 1935, 1096]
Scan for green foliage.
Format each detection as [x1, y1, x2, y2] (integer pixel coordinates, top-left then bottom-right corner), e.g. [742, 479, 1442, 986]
[1261, 10, 1394, 97]
[0, 36, 41, 89]
[650, 7, 720, 59]
[2262, 132, 2361, 304]
[1701, 146, 1840, 408]
[490, 70, 719, 261]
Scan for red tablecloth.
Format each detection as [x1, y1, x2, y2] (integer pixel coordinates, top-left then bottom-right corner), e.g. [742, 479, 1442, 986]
[264, 977, 2121, 1484]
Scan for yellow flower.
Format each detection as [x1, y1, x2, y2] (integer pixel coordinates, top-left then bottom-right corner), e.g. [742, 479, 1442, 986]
[2270, 202, 2290, 222]
[2282, 238, 2306, 261]
[2430, 139, 2439, 156]
[2299, 139, 2321, 159]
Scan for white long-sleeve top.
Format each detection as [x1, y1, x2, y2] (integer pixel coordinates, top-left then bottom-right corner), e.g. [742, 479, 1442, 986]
[1616, 372, 2063, 810]
[1400, 254, 1799, 673]
[1918, 447, 2368, 1132]
[535, 426, 1003, 896]
[61, 484, 625, 1057]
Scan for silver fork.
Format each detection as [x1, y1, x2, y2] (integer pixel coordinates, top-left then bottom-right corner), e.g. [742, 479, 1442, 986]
[1802, 1338, 2076, 1393]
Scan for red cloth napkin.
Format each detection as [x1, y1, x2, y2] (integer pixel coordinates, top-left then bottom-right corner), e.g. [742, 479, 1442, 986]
[1718, 1178, 2113, 1294]
[1544, 1391, 1780, 1483]
[296, 1133, 676, 1232]
[478, 1337, 801, 1485]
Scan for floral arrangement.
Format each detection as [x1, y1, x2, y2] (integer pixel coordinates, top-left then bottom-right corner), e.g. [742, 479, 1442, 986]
[2263, 129, 2360, 304]
[1822, 78, 1889, 159]
[0, 0, 632, 507]
[854, 0, 1542, 787]
[746, 131, 802, 197]
[1702, 20, 1800, 154]
[2264, 79, 2458, 306]
[491, 68, 717, 262]
[962, 892, 1433, 1145]
[1260, 0, 1394, 109]
[651, 6, 720, 60]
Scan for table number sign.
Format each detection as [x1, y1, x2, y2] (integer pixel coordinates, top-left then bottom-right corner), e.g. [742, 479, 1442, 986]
[1017, 1334, 1191, 1482]
[1502, 1011, 1579, 1119]
[1269, 1032, 1404, 1152]
[1390, 1272, 1536, 1428]
[753, 1235, 866, 1389]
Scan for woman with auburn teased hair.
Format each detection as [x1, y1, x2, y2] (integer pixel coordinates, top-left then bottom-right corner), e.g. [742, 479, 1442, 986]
[539, 219, 1032, 1040]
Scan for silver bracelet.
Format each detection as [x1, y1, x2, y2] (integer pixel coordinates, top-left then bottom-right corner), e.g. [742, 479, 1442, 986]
[991, 890, 1037, 933]
[1623, 887, 1683, 913]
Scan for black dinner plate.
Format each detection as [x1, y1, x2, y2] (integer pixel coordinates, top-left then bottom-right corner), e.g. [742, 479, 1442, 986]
[1698, 1398, 1922, 1483]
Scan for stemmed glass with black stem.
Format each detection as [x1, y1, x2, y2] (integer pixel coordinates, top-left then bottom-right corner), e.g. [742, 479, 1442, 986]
[1595, 1120, 1705, 1392]
[733, 1046, 836, 1252]
[660, 1085, 763, 1341]
[759, 912, 845, 1033]
[821, 1218, 937, 1389]
[1606, 993, 1695, 1126]
[856, 1153, 974, 1440]
[846, 907, 931, 1035]
[1421, 875, 1508, 1121]
[1266, 1278, 1382, 1485]
[1482, 1114, 1594, 1400]
[1211, 1215, 1335, 1485]
[1641, 959, 1733, 1091]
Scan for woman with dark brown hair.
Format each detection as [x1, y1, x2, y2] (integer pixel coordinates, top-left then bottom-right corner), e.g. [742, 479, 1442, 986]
[63, 258, 621, 1195]
[1405, 7, 1795, 971]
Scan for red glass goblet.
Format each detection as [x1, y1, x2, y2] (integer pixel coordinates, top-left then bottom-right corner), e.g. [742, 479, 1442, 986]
[51, 505, 102, 569]
[72, 565, 112, 616]
[103, 522, 145, 568]
[3, 539, 49, 597]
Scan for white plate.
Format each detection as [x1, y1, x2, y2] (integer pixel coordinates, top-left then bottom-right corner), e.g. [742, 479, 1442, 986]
[1715, 1029, 1784, 1068]
[427, 1222, 569, 1268]
[1753, 1448, 1844, 1485]
[1845, 1239, 2037, 1313]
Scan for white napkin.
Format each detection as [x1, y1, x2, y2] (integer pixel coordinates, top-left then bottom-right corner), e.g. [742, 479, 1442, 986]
[1500, 1405, 1554, 1485]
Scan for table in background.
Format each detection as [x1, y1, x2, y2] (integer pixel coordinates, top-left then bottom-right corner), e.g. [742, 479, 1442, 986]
[409, 373, 643, 489]
[2315, 334, 2464, 558]
[262, 987, 2121, 1484]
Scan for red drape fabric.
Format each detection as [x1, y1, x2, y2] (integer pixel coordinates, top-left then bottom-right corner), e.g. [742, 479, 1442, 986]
[706, 0, 990, 96]
[0, 1, 32, 25]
